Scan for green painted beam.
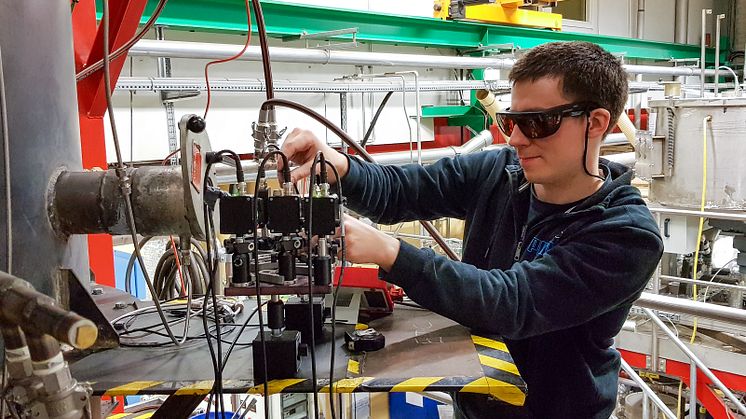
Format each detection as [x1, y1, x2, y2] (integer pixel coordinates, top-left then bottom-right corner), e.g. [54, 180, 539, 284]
[421, 105, 473, 118]
[107, 0, 719, 62]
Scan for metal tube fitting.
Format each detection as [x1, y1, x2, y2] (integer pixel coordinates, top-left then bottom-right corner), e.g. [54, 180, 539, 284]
[0, 272, 98, 349]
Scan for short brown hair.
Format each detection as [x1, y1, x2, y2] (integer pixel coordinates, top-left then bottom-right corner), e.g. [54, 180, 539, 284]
[509, 41, 628, 133]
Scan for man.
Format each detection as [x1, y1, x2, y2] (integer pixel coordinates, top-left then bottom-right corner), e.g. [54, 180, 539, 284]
[281, 41, 663, 418]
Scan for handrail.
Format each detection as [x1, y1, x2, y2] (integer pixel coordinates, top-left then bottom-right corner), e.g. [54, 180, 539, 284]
[620, 358, 678, 419]
[641, 308, 746, 417]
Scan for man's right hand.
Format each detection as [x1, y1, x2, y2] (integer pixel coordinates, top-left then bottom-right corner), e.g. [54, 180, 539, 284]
[279, 128, 349, 184]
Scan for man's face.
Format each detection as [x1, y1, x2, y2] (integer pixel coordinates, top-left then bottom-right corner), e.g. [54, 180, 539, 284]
[507, 77, 589, 186]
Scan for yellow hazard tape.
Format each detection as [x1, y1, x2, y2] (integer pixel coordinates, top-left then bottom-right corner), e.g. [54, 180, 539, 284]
[248, 378, 306, 395]
[174, 380, 215, 395]
[355, 323, 368, 331]
[132, 414, 154, 419]
[321, 377, 374, 393]
[460, 377, 525, 406]
[478, 354, 520, 376]
[471, 335, 509, 353]
[347, 359, 360, 374]
[104, 381, 164, 396]
[390, 377, 445, 393]
[107, 415, 128, 419]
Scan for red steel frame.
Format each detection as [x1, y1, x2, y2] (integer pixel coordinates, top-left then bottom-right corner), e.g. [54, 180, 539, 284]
[620, 349, 746, 418]
[72, 0, 149, 288]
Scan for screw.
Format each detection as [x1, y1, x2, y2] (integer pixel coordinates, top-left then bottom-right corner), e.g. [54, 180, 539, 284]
[91, 287, 103, 296]
[113, 301, 128, 310]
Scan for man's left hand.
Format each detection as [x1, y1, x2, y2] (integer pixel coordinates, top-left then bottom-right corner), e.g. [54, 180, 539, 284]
[337, 215, 400, 272]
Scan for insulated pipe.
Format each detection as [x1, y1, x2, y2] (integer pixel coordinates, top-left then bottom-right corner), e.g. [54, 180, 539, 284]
[0, 272, 98, 349]
[635, 292, 746, 325]
[129, 40, 721, 77]
[475, 89, 500, 122]
[616, 112, 637, 149]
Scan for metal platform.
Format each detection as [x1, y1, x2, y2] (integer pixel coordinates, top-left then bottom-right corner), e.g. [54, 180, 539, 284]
[69, 301, 526, 406]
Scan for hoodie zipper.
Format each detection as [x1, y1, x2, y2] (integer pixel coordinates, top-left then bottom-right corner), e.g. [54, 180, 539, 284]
[513, 224, 528, 261]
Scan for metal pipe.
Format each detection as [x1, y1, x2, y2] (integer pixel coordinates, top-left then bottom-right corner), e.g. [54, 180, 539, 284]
[717, 65, 741, 96]
[396, 71, 422, 166]
[715, 14, 725, 95]
[215, 145, 636, 184]
[659, 274, 746, 293]
[51, 166, 202, 238]
[648, 206, 746, 222]
[689, 362, 697, 419]
[701, 9, 713, 97]
[1, 326, 31, 381]
[128, 40, 722, 78]
[217, 129, 495, 181]
[637, 0, 646, 39]
[675, 0, 690, 44]
[0, 272, 97, 349]
[636, 292, 746, 325]
[619, 370, 676, 419]
[642, 307, 746, 416]
[603, 152, 636, 167]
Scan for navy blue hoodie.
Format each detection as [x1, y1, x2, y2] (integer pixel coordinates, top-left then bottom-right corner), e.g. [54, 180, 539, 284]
[340, 147, 663, 418]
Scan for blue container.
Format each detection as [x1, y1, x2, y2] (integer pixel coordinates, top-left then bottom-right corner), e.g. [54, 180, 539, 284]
[114, 250, 146, 299]
[389, 392, 444, 419]
[190, 413, 235, 419]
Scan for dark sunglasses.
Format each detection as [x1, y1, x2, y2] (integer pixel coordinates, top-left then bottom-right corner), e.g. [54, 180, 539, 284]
[495, 102, 598, 140]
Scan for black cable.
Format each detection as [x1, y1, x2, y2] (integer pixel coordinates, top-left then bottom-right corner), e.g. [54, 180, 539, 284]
[361, 91, 394, 147]
[305, 153, 322, 419]
[253, 151, 290, 418]
[210, 149, 245, 184]
[205, 205, 226, 417]
[221, 302, 265, 372]
[103, 0, 189, 347]
[582, 116, 605, 182]
[201, 161, 224, 417]
[250, 0, 274, 100]
[320, 160, 344, 419]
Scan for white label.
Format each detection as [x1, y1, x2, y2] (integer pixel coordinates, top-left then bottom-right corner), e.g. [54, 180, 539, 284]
[405, 392, 424, 408]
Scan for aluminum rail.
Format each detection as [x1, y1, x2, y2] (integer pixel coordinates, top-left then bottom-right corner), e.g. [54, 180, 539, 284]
[116, 76, 510, 93]
[642, 307, 746, 417]
[635, 292, 746, 325]
[129, 40, 722, 77]
[659, 274, 746, 293]
[647, 206, 746, 222]
[115, 77, 735, 94]
[620, 358, 678, 419]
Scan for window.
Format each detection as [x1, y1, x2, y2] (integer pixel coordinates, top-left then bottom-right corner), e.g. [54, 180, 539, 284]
[552, 0, 588, 22]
